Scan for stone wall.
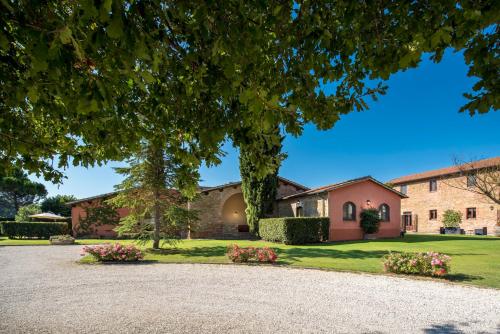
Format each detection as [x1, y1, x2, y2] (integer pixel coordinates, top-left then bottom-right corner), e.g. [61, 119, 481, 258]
[277, 194, 328, 218]
[396, 175, 499, 235]
[189, 184, 245, 239]
[190, 180, 306, 239]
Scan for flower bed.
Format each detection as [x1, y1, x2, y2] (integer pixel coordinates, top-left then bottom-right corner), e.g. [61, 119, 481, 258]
[383, 252, 451, 277]
[226, 244, 277, 263]
[82, 243, 143, 262]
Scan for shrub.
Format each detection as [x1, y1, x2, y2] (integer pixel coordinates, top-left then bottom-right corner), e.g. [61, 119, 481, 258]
[383, 252, 451, 277]
[15, 204, 41, 222]
[359, 208, 381, 234]
[0, 222, 68, 239]
[226, 244, 277, 263]
[82, 243, 143, 262]
[259, 217, 330, 245]
[320, 218, 330, 241]
[442, 209, 462, 228]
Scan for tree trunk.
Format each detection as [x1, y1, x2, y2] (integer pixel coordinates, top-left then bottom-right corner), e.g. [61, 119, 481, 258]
[153, 189, 161, 249]
[13, 195, 19, 213]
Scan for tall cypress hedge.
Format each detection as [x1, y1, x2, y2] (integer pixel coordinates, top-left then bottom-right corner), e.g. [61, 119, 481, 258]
[239, 128, 283, 236]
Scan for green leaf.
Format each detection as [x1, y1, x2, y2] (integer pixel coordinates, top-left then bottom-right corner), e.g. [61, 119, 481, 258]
[0, 31, 8, 50]
[141, 71, 155, 84]
[59, 26, 72, 44]
[100, 0, 113, 22]
[27, 87, 39, 102]
[31, 58, 48, 72]
[107, 15, 124, 39]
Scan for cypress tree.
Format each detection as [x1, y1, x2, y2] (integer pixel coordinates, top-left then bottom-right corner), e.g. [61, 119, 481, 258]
[239, 128, 283, 236]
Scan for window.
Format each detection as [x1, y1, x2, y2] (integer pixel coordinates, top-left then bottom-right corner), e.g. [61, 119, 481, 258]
[429, 179, 437, 192]
[467, 174, 476, 188]
[400, 185, 407, 195]
[429, 210, 437, 220]
[296, 206, 303, 217]
[378, 204, 390, 222]
[343, 202, 356, 221]
[295, 201, 304, 217]
[466, 207, 476, 219]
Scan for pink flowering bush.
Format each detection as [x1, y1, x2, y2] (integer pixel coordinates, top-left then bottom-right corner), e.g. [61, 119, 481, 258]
[383, 252, 451, 277]
[226, 244, 277, 264]
[82, 243, 144, 262]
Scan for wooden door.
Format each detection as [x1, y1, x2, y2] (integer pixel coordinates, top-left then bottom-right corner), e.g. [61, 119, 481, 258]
[402, 212, 413, 231]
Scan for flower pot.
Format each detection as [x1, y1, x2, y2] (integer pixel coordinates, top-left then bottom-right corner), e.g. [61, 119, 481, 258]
[444, 227, 460, 235]
[364, 233, 377, 240]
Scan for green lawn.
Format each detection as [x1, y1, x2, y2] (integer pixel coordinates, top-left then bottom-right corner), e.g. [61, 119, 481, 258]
[0, 237, 115, 246]
[2, 234, 499, 289]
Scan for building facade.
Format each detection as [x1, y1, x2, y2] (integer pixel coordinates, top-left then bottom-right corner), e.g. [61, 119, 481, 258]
[69, 177, 307, 239]
[389, 157, 500, 235]
[278, 176, 405, 241]
[69, 176, 405, 241]
[188, 178, 306, 239]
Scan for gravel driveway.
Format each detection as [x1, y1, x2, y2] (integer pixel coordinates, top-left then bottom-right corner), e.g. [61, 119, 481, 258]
[0, 246, 499, 334]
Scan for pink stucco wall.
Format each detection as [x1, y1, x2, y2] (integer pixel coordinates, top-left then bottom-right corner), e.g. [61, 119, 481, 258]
[328, 180, 401, 241]
[71, 200, 129, 238]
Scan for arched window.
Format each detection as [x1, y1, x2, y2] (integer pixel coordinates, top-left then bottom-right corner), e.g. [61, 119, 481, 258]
[379, 204, 390, 222]
[343, 202, 356, 221]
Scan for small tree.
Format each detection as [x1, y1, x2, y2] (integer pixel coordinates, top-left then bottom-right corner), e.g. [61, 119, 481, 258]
[15, 204, 41, 222]
[360, 208, 381, 234]
[108, 141, 198, 249]
[442, 210, 462, 228]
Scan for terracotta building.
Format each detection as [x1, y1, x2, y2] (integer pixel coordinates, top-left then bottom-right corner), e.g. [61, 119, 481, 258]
[278, 176, 406, 241]
[389, 157, 500, 235]
[68, 177, 308, 239]
[69, 176, 405, 241]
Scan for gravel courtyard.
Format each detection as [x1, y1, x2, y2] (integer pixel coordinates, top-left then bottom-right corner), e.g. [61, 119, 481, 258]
[1, 246, 499, 334]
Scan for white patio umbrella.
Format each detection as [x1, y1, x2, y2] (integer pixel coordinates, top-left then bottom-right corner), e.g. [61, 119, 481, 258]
[28, 212, 68, 221]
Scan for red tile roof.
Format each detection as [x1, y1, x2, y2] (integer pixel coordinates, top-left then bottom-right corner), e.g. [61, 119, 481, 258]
[280, 176, 407, 200]
[68, 176, 309, 205]
[389, 157, 500, 185]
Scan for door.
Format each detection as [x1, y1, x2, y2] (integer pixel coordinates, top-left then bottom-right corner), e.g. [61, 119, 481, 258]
[402, 212, 413, 231]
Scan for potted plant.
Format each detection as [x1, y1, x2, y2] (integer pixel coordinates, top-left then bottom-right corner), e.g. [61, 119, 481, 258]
[442, 210, 462, 234]
[360, 208, 381, 239]
[50, 234, 76, 245]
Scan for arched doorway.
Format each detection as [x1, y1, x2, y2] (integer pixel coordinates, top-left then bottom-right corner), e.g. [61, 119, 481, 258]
[221, 193, 248, 233]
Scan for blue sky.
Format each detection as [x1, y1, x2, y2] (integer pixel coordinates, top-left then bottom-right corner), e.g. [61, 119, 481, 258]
[36, 50, 499, 199]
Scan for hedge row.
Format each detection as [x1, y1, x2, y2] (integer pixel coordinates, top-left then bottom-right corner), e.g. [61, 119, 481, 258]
[259, 217, 330, 245]
[0, 222, 68, 239]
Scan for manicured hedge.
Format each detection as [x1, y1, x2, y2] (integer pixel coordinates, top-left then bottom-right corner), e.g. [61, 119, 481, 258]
[0, 222, 68, 239]
[259, 217, 330, 245]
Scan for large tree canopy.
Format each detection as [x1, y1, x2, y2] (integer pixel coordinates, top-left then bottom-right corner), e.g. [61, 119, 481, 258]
[1, 1, 498, 183]
[40, 194, 77, 217]
[0, 168, 47, 215]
